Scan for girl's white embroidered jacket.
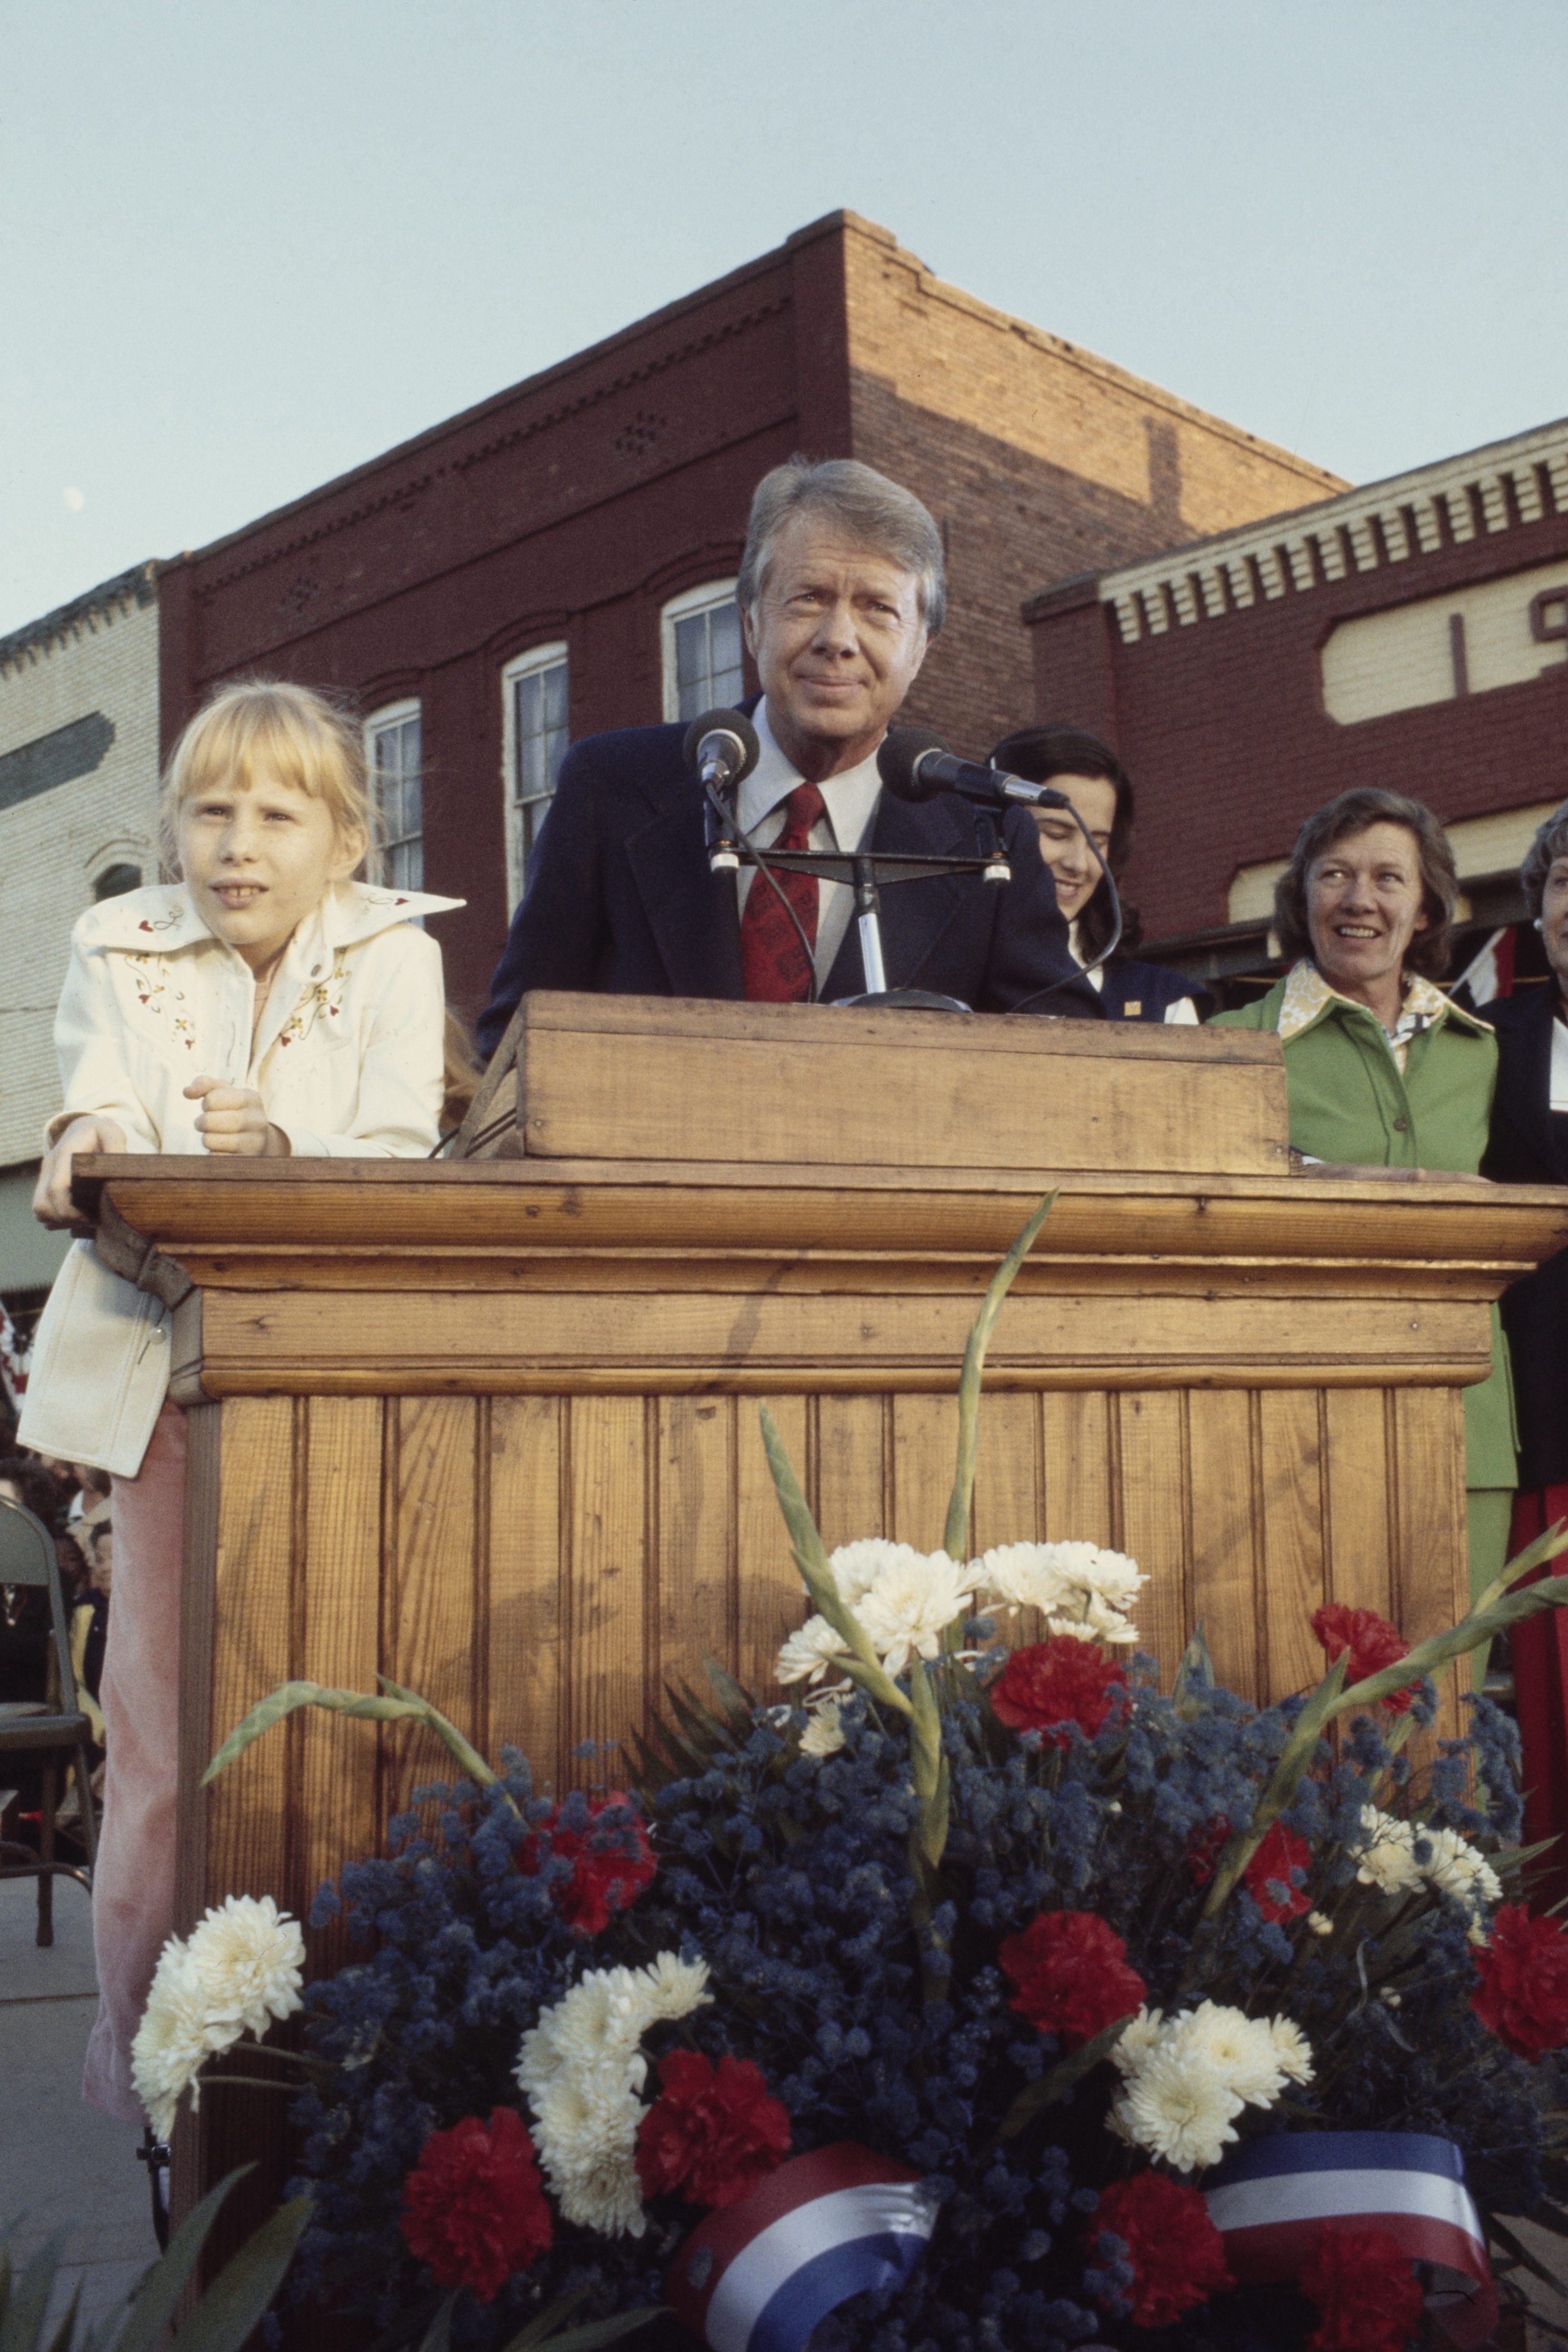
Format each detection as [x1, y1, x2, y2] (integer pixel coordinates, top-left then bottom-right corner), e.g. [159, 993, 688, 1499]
[19, 877, 462, 1475]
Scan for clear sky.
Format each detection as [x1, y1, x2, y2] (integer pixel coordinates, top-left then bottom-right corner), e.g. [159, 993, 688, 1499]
[4, 0, 1565, 639]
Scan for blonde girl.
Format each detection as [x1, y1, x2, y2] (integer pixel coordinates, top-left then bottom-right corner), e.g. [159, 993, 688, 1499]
[20, 679, 460, 2129]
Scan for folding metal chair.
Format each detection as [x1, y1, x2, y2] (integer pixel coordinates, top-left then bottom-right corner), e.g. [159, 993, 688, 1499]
[0, 1496, 97, 1945]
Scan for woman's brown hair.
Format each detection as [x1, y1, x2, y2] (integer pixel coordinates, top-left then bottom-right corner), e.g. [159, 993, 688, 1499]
[987, 724, 1139, 959]
[1273, 788, 1457, 982]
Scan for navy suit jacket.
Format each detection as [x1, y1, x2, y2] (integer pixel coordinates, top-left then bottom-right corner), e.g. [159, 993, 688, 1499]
[478, 716, 1098, 1054]
[1481, 986, 1568, 1488]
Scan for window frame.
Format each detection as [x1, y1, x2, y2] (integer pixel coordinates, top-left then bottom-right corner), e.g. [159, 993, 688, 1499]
[364, 697, 424, 897]
[660, 579, 744, 724]
[501, 643, 570, 914]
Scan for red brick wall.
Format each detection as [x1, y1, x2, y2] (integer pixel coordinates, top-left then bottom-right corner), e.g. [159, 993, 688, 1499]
[1026, 499, 1568, 945]
[158, 212, 1344, 1013]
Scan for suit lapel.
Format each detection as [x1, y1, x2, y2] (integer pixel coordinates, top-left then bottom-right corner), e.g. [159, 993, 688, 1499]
[1527, 988, 1568, 1180]
[625, 788, 744, 999]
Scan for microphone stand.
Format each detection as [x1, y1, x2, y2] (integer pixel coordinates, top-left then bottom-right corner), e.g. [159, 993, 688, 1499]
[705, 782, 1009, 1012]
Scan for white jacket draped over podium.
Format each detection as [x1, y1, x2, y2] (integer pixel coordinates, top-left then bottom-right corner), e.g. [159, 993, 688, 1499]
[19, 877, 459, 1475]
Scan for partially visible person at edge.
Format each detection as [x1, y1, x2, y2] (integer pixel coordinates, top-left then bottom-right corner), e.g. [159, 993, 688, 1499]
[1480, 799, 1568, 1909]
[988, 724, 1209, 1023]
[1211, 787, 1517, 1596]
[18, 680, 459, 2135]
[476, 456, 1094, 1053]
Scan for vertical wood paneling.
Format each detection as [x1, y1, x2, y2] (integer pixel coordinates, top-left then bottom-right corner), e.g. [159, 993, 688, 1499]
[180, 1397, 298, 2262]
[176, 1402, 223, 1937]
[656, 1397, 737, 1711]
[1115, 1392, 1190, 1686]
[487, 1397, 564, 1790]
[388, 1398, 480, 1804]
[1041, 1392, 1113, 1545]
[565, 1396, 649, 1785]
[1392, 1387, 1469, 1745]
[891, 1395, 961, 1552]
[204, 1398, 298, 1915]
[815, 1395, 890, 1549]
[1257, 1391, 1328, 1702]
[299, 1398, 383, 1962]
[972, 1392, 1042, 1556]
[737, 1394, 809, 1698]
[1323, 1390, 1396, 1622]
[1187, 1390, 1260, 1699]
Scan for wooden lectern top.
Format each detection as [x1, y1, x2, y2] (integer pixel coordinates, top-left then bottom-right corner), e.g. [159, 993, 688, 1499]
[504, 991, 1291, 1176]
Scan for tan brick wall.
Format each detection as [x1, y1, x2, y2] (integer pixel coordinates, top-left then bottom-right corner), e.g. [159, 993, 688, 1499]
[837, 217, 1346, 757]
[0, 589, 160, 1169]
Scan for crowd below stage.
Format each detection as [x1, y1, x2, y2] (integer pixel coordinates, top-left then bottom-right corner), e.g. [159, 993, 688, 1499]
[0, 451, 1563, 2181]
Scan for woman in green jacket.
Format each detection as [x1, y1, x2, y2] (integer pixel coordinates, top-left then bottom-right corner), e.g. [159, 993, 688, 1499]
[1212, 786, 1516, 1598]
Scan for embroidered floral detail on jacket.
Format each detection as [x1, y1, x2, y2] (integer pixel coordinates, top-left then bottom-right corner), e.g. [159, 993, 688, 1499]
[125, 956, 199, 1051]
[276, 949, 350, 1049]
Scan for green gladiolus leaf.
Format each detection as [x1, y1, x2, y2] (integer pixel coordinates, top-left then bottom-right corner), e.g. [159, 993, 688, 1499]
[944, 1194, 1057, 1563]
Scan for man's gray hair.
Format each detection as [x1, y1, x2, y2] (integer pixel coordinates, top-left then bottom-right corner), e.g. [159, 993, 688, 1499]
[735, 457, 946, 637]
[1521, 799, 1568, 919]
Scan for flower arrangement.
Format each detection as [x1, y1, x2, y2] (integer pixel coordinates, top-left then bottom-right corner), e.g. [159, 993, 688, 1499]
[191, 1200, 1568, 2352]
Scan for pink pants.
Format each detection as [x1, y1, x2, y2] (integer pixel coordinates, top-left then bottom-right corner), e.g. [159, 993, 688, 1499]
[83, 1399, 186, 2124]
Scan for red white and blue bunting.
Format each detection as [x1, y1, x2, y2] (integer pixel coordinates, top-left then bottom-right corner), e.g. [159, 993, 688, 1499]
[667, 2144, 939, 2352]
[1204, 2130, 1496, 2348]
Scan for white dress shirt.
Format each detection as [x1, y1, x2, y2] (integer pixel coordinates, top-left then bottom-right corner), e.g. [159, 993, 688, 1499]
[1552, 1005, 1568, 1112]
[735, 699, 883, 991]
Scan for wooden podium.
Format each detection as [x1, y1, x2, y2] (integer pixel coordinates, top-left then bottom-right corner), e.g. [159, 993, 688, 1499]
[77, 993, 1568, 2236]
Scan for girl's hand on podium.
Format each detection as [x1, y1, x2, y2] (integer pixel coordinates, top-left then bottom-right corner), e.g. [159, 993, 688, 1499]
[184, 1075, 292, 1158]
[33, 1114, 129, 1226]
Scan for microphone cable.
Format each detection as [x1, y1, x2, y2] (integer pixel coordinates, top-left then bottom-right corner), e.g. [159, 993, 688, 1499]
[1006, 802, 1122, 1017]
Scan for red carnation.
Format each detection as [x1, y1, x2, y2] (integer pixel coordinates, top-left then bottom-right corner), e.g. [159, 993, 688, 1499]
[635, 2049, 792, 2208]
[518, 1790, 656, 1935]
[999, 1909, 1146, 2047]
[1311, 1603, 1419, 1713]
[1299, 2223, 1424, 2351]
[399, 2107, 551, 2300]
[990, 1636, 1127, 1747]
[1243, 1820, 1312, 1923]
[1471, 1903, 1568, 2060]
[1091, 2173, 1232, 2328]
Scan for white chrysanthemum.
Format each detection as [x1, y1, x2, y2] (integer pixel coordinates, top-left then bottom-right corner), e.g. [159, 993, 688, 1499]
[853, 1550, 974, 1676]
[1172, 2003, 1289, 2106]
[527, 2064, 648, 2235]
[1117, 2042, 1244, 2172]
[130, 1940, 229, 2142]
[977, 1541, 1144, 1645]
[1353, 1806, 1423, 1896]
[1109, 2005, 1166, 2076]
[973, 1543, 1071, 1616]
[1050, 1541, 1146, 1614]
[516, 1952, 709, 2240]
[776, 1614, 850, 1686]
[1267, 2016, 1316, 2085]
[186, 1895, 305, 2040]
[1418, 1826, 1503, 1920]
[828, 1539, 933, 1605]
[801, 1697, 846, 1757]
[630, 1951, 710, 2025]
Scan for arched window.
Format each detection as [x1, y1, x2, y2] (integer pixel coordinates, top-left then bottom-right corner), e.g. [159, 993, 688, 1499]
[502, 644, 569, 911]
[364, 700, 423, 892]
[92, 861, 142, 901]
[661, 581, 743, 723]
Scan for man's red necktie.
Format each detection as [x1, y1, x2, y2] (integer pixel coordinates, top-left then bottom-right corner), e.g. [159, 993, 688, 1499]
[739, 781, 826, 1002]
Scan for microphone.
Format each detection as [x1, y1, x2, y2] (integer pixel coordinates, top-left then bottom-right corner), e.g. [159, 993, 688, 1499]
[877, 726, 1070, 811]
[682, 708, 760, 791]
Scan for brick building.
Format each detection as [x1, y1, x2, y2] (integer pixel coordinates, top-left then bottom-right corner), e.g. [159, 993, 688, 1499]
[1023, 419, 1568, 990]
[158, 209, 1342, 1017]
[0, 563, 162, 1314]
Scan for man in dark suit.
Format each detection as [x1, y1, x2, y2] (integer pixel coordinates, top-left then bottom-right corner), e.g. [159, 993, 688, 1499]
[478, 457, 1093, 1055]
